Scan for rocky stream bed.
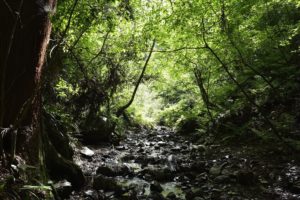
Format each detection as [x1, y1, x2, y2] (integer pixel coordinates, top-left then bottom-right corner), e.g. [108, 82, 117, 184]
[58, 127, 300, 200]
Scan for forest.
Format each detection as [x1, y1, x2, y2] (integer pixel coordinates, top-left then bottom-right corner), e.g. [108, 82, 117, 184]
[0, 0, 300, 199]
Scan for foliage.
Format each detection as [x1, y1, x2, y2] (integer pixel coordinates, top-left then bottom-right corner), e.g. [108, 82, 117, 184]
[45, 0, 300, 144]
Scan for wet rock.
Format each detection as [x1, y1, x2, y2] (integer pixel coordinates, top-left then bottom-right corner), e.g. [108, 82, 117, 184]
[209, 165, 222, 176]
[166, 192, 177, 199]
[214, 175, 231, 184]
[53, 180, 72, 199]
[142, 167, 173, 181]
[209, 163, 227, 176]
[150, 181, 163, 192]
[148, 191, 165, 200]
[191, 145, 206, 152]
[93, 175, 123, 193]
[167, 155, 178, 172]
[84, 190, 99, 199]
[96, 164, 131, 177]
[80, 147, 95, 158]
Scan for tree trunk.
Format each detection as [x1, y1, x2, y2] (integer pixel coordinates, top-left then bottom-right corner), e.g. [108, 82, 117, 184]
[0, 0, 56, 163]
[193, 68, 213, 120]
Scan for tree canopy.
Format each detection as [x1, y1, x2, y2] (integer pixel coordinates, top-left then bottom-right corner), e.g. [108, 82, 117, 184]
[46, 0, 300, 141]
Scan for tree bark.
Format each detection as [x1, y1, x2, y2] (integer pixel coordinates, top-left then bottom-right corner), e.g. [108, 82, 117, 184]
[0, 0, 56, 163]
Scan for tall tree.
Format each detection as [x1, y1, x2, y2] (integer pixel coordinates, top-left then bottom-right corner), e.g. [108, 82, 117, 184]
[0, 0, 56, 162]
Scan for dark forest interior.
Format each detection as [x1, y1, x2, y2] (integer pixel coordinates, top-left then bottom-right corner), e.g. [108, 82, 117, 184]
[1, 0, 300, 199]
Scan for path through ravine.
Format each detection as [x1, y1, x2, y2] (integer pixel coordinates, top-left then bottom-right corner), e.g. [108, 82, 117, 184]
[64, 127, 300, 200]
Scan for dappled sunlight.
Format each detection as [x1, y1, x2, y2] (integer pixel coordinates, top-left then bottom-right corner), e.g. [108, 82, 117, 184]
[129, 83, 163, 125]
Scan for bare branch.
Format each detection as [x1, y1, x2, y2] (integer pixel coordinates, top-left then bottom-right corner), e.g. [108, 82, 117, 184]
[152, 46, 205, 53]
[117, 39, 156, 117]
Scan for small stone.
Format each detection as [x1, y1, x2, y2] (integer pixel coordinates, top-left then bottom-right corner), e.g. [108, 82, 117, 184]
[157, 141, 167, 146]
[115, 145, 126, 150]
[209, 162, 227, 176]
[84, 190, 99, 199]
[80, 147, 95, 158]
[54, 180, 72, 199]
[209, 165, 222, 176]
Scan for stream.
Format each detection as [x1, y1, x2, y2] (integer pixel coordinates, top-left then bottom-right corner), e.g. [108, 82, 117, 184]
[63, 126, 300, 200]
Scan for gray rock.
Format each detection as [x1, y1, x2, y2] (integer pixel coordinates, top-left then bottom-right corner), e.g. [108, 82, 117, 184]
[80, 147, 95, 158]
[53, 180, 72, 199]
[209, 165, 222, 176]
[84, 190, 99, 199]
[209, 163, 227, 176]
